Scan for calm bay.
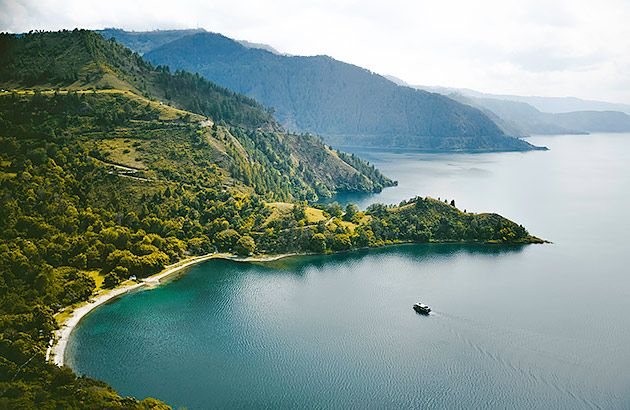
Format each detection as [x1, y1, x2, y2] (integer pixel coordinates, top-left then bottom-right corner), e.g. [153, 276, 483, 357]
[67, 134, 630, 409]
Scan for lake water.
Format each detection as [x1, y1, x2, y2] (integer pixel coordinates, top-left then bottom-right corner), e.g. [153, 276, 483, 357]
[67, 134, 630, 409]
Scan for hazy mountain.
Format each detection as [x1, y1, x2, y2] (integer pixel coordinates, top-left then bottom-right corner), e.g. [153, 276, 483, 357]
[383, 74, 409, 86]
[98, 28, 287, 56]
[446, 94, 533, 138]
[462, 96, 630, 134]
[96, 27, 207, 55]
[468, 97, 586, 135]
[478, 94, 630, 116]
[236, 39, 285, 55]
[416, 85, 630, 115]
[416, 86, 630, 135]
[548, 111, 630, 133]
[137, 31, 540, 152]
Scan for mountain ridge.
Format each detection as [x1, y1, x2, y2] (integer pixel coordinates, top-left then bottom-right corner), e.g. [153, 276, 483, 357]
[95, 28, 207, 55]
[414, 85, 630, 115]
[450, 93, 630, 135]
[413, 85, 630, 135]
[116, 30, 541, 152]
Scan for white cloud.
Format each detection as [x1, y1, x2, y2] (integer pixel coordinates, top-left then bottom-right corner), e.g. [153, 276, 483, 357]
[1, 0, 629, 103]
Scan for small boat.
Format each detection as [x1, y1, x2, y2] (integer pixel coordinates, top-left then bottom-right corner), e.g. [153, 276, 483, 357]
[413, 302, 431, 314]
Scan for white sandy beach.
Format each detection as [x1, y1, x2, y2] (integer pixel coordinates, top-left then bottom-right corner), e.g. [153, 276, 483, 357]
[47, 252, 297, 366]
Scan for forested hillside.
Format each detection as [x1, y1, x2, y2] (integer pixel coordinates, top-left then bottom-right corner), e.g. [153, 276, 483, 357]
[0, 30, 394, 199]
[140, 31, 540, 151]
[0, 29, 278, 132]
[0, 30, 542, 409]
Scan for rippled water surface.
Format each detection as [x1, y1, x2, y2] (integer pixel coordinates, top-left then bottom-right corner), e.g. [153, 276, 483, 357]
[67, 134, 630, 409]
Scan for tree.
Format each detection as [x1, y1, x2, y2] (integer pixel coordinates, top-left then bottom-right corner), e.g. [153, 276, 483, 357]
[353, 226, 371, 247]
[343, 203, 358, 222]
[214, 229, 240, 251]
[366, 202, 388, 218]
[292, 202, 306, 221]
[234, 235, 255, 256]
[112, 266, 129, 280]
[310, 233, 327, 253]
[332, 233, 352, 251]
[326, 203, 342, 218]
[103, 272, 121, 288]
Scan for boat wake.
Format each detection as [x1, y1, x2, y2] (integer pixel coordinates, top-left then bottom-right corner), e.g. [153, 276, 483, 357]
[427, 311, 603, 410]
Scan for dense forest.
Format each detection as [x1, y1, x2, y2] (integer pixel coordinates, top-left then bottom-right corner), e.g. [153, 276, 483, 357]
[139, 31, 540, 151]
[0, 30, 542, 409]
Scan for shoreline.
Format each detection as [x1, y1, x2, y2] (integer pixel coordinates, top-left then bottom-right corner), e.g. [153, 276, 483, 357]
[47, 252, 298, 367]
[47, 239, 545, 367]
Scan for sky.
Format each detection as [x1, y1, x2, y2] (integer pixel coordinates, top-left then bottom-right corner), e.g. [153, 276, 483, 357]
[2, 0, 630, 104]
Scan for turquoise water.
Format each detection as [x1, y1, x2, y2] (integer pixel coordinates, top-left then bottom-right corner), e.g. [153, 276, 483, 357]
[67, 134, 630, 409]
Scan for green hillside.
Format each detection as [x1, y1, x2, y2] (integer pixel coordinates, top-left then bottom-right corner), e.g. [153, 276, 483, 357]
[0, 30, 395, 200]
[139, 31, 540, 152]
[0, 29, 277, 132]
[0, 30, 543, 409]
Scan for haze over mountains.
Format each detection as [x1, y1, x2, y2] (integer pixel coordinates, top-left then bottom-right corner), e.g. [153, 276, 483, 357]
[98, 29, 540, 152]
[99, 28, 630, 149]
[409, 85, 630, 136]
[410, 84, 630, 115]
[95, 28, 207, 55]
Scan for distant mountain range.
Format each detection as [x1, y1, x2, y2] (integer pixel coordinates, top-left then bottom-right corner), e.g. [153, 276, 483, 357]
[98, 29, 541, 152]
[384, 79, 630, 115]
[412, 85, 630, 136]
[428, 86, 630, 115]
[99, 28, 630, 144]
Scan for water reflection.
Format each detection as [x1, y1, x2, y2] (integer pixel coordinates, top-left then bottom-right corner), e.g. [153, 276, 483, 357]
[259, 243, 528, 273]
